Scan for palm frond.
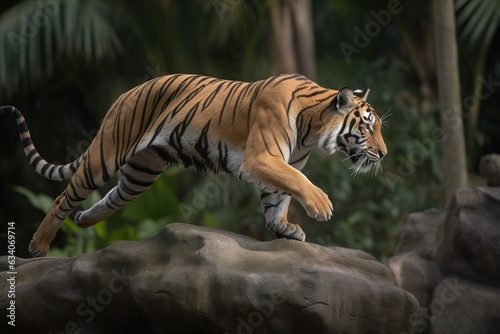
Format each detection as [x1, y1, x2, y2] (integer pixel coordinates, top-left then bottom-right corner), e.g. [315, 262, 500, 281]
[0, 0, 123, 98]
[456, 0, 500, 49]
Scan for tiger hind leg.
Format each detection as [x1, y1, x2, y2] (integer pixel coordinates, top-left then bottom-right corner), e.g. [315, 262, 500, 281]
[29, 167, 113, 257]
[260, 191, 305, 241]
[74, 148, 167, 227]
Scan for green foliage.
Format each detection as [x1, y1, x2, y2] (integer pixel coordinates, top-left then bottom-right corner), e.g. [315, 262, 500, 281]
[0, 0, 122, 97]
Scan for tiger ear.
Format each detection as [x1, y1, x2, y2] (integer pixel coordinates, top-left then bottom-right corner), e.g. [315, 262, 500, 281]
[332, 87, 354, 114]
[353, 87, 370, 101]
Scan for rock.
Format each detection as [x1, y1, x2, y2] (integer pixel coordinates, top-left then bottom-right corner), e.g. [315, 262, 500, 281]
[389, 162, 500, 334]
[390, 253, 440, 307]
[394, 209, 445, 260]
[430, 276, 500, 334]
[436, 187, 500, 285]
[479, 153, 500, 187]
[326, 245, 378, 261]
[389, 209, 443, 308]
[0, 223, 418, 334]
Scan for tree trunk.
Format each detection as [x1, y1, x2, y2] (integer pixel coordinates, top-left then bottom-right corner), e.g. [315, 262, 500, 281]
[433, 0, 468, 200]
[270, 0, 316, 80]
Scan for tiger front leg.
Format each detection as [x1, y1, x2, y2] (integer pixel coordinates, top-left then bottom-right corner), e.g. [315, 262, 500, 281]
[260, 192, 305, 241]
[240, 157, 333, 241]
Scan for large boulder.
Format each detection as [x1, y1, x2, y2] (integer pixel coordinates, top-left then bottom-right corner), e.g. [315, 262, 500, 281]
[436, 187, 500, 285]
[479, 153, 500, 187]
[389, 159, 500, 334]
[430, 276, 500, 334]
[1, 223, 418, 334]
[389, 210, 443, 307]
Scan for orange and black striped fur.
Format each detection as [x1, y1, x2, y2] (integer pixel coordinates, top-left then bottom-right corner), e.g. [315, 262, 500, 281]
[1, 73, 387, 257]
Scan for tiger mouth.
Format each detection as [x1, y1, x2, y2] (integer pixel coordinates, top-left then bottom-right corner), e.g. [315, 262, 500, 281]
[349, 148, 379, 163]
[350, 154, 361, 164]
[348, 149, 382, 176]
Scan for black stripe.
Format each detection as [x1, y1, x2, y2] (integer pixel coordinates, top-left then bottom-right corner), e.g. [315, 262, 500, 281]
[31, 156, 42, 168]
[148, 115, 168, 145]
[260, 192, 271, 200]
[263, 202, 280, 212]
[83, 153, 99, 190]
[289, 151, 310, 165]
[272, 134, 286, 160]
[69, 162, 77, 173]
[18, 120, 29, 134]
[127, 161, 163, 175]
[300, 119, 313, 148]
[68, 182, 86, 202]
[62, 193, 77, 210]
[218, 81, 242, 125]
[150, 145, 174, 163]
[122, 172, 155, 188]
[105, 199, 120, 211]
[285, 86, 309, 121]
[260, 130, 277, 157]
[272, 74, 304, 87]
[99, 137, 110, 182]
[217, 141, 230, 174]
[48, 165, 57, 179]
[231, 83, 251, 123]
[202, 82, 224, 110]
[58, 166, 65, 180]
[121, 181, 143, 196]
[246, 80, 265, 132]
[26, 149, 37, 162]
[116, 186, 130, 202]
[194, 121, 211, 158]
[170, 84, 205, 119]
[22, 137, 33, 147]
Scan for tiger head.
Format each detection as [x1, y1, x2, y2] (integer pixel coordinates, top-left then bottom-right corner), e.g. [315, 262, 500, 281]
[320, 87, 387, 176]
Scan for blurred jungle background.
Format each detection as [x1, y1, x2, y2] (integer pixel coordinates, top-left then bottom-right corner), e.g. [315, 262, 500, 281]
[0, 0, 499, 260]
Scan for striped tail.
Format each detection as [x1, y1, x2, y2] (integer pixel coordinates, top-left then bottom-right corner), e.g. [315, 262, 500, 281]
[1, 105, 83, 181]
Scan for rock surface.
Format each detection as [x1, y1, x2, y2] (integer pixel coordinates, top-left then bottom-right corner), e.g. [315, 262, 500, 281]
[479, 153, 500, 187]
[1, 223, 417, 334]
[430, 276, 500, 334]
[389, 176, 500, 334]
[436, 187, 500, 285]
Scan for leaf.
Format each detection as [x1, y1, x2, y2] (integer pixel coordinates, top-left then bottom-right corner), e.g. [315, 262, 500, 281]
[13, 185, 54, 213]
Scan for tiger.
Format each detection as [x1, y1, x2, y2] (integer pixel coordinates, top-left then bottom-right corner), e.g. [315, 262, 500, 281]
[1, 73, 387, 257]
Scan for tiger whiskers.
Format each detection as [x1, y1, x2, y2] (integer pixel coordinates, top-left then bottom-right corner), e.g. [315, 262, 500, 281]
[349, 155, 369, 177]
[349, 155, 383, 177]
[342, 151, 364, 163]
[380, 109, 392, 129]
[371, 159, 383, 177]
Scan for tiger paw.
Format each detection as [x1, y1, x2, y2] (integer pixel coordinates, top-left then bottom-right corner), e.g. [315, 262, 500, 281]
[272, 222, 306, 242]
[28, 238, 48, 257]
[301, 186, 333, 221]
[74, 211, 83, 226]
[74, 211, 99, 228]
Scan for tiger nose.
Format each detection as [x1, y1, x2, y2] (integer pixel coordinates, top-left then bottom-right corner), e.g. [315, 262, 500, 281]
[378, 149, 386, 159]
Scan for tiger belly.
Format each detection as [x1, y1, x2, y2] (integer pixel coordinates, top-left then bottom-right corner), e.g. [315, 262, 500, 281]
[142, 128, 245, 176]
